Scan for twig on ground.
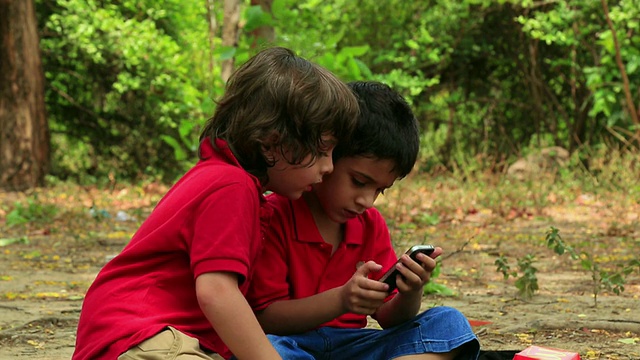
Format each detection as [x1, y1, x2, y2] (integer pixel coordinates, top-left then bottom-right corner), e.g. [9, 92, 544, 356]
[441, 234, 476, 261]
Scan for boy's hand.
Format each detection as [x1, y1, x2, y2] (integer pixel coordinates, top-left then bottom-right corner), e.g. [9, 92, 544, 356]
[394, 247, 442, 294]
[338, 261, 389, 315]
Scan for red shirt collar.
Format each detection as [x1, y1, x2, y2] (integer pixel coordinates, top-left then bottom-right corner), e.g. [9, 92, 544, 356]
[290, 197, 364, 245]
[199, 138, 240, 165]
[199, 138, 266, 203]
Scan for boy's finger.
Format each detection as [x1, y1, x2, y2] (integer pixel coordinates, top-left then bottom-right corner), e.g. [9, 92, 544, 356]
[408, 253, 436, 271]
[360, 277, 391, 293]
[429, 247, 444, 259]
[355, 260, 383, 277]
[396, 258, 429, 282]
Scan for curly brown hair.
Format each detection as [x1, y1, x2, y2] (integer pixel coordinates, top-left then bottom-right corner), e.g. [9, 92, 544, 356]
[200, 47, 359, 183]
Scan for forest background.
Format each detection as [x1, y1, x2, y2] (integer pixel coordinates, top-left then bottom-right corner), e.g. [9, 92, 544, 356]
[0, 0, 639, 358]
[2, 0, 640, 187]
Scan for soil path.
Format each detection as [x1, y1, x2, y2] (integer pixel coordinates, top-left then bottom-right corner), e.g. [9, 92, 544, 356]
[0, 185, 638, 359]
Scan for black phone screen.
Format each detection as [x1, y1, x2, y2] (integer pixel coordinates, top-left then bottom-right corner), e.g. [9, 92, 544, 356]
[378, 245, 435, 292]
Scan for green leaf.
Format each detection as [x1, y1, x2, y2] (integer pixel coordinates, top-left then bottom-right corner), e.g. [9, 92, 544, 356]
[218, 46, 237, 61]
[627, 58, 639, 75]
[6, 210, 28, 227]
[244, 5, 273, 32]
[160, 135, 187, 161]
[0, 237, 29, 247]
[271, 0, 287, 19]
[406, 39, 419, 50]
[618, 338, 637, 344]
[424, 282, 456, 296]
[353, 59, 373, 78]
[338, 45, 370, 58]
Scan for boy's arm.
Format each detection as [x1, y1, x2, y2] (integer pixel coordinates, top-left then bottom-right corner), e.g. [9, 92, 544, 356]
[256, 287, 345, 335]
[196, 272, 281, 360]
[374, 285, 422, 328]
[373, 249, 442, 328]
[256, 261, 389, 335]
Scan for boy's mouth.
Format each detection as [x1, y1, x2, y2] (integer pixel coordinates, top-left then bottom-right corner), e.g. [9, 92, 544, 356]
[344, 210, 359, 218]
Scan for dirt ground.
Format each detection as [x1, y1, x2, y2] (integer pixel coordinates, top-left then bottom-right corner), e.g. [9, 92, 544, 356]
[0, 183, 638, 359]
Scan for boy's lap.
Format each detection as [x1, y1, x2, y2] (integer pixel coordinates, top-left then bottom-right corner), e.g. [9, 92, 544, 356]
[118, 327, 224, 360]
[267, 308, 479, 359]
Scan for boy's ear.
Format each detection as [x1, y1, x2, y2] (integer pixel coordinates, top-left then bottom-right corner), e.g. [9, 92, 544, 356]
[261, 131, 281, 162]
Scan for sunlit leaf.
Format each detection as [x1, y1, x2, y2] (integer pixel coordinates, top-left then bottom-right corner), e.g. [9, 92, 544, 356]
[0, 237, 28, 247]
[618, 338, 638, 344]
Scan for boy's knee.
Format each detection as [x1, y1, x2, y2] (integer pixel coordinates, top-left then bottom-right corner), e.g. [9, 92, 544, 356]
[417, 306, 472, 329]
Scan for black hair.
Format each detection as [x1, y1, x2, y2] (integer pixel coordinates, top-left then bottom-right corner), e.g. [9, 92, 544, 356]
[334, 81, 420, 178]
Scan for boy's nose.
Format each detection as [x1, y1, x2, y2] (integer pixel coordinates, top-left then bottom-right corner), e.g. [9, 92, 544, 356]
[319, 156, 333, 175]
[356, 192, 376, 210]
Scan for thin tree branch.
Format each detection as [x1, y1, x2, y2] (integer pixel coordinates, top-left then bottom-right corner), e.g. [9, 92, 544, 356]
[600, 0, 639, 130]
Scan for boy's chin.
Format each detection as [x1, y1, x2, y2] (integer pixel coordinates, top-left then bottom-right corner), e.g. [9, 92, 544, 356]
[329, 212, 350, 224]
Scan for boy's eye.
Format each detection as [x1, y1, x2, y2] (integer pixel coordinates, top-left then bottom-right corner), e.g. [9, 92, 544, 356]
[351, 178, 365, 187]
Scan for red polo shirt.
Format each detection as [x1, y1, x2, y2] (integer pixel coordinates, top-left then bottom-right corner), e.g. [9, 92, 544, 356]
[247, 194, 399, 328]
[73, 139, 269, 360]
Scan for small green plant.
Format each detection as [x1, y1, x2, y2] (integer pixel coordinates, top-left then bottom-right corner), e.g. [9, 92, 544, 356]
[545, 226, 640, 307]
[514, 255, 539, 299]
[6, 195, 58, 227]
[424, 262, 456, 296]
[495, 254, 539, 299]
[495, 255, 515, 279]
[545, 226, 578, 259]
[419, 213, 440, 226]
[0, 237, 29, 247]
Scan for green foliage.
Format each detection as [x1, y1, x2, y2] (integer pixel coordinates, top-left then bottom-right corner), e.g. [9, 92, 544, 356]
[495, 254, 539, 299]
[325, 0, 638, 167]
[6, 196, 59, 228]
[424, 262, 456, 296]
[496, 226, 639, 303]
[514, 254, 539, 299]
[37, 0, 210, 181]
[32, 0, 640, 182]
[0, 237, 29, 247]
[495, 255, 516, 280]
[264, 0, 373, 81]
[418, 213, 440, 227]
[545, 226, 640, 307]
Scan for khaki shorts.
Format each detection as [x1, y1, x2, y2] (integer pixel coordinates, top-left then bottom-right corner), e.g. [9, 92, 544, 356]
[118, 326, 224, 360]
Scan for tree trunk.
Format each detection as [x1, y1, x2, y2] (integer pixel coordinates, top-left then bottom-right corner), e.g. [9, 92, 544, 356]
[205, 0, 218, 75]
[600, 0, 639, 144]
[251, 0, 275, 45]
[221, 0, 241, 82]
[0, 0, 50, 191]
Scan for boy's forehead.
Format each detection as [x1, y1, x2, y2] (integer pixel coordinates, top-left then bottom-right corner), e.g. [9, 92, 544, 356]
[337, 156, 399, 186]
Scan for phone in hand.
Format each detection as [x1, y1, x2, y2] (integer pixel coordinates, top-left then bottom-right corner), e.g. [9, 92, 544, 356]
[378, 245, 435, 292]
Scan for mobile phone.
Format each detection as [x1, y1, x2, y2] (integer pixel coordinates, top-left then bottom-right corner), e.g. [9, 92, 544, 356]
[378, 245, 435, 292]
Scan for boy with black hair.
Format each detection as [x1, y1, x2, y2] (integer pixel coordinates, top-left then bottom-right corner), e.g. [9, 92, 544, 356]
[248, 81, 480, 360]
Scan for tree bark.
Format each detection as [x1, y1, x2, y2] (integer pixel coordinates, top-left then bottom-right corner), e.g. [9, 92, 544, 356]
[0, 0, 50, 191]
[205, 0, 218, 75]
[600, 0, 639, 142]
[250, 0, 275, 45]
[221, 0, 241, 82]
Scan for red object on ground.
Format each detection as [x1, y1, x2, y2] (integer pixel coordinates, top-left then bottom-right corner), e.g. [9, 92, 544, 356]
[513, 346, 580, 360]
[468, 319, 492, 326]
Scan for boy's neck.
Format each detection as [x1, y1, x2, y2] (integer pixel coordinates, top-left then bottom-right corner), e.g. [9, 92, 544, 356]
[302, 192, 343, 253]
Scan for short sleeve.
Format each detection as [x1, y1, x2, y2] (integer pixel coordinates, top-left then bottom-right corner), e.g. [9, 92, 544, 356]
[246, 202, 292, 311]
[190, 180, 261, 283]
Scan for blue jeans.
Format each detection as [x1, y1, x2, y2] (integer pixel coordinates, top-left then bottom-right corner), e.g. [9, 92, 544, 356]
[263, 306, 479, 360]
